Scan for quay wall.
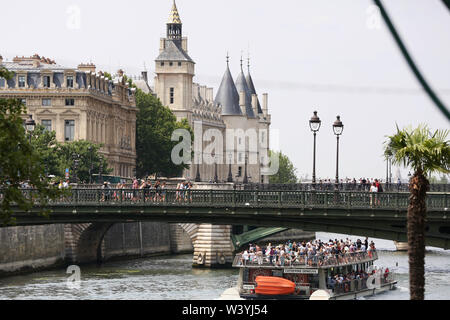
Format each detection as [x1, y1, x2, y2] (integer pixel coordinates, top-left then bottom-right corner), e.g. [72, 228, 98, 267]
[0, 224, 66, 276]
[0, 222, 193, 276]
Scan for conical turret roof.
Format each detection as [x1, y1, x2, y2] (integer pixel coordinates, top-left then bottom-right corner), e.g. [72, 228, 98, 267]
[246, 70, 263, 114]
[215, 63, 242, 116]
[168, 0, 182, 24]
[236, 64, 256, 118]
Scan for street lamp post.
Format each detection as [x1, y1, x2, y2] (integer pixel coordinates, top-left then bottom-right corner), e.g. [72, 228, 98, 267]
[332, 115, 344, 190]
[195, 151, 201, 182]
[88, 146, 93, 184]
[227, 152, 233, 183]
[213, 152, 218, 183]
[243, 153, 249, 185]
[25, 115, 36, 144]
[72, 153, 80, 184]
[25, 115, 36, 180]
[309, 111, 321, 189]
[99, 161, 104, 185]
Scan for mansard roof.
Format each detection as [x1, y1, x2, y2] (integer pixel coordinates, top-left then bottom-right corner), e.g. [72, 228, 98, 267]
[246, 70, 263, 114]
[235, 67, 256, 118]
[155, 40, 194, 62]
[214, 64, 242, 116]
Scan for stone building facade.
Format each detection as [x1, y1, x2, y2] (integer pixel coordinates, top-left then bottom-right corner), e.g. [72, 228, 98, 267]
[151, 1, 272, 183]
[0, 54, 136, 178]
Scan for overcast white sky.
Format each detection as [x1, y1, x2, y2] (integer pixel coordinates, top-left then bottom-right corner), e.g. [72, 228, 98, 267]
[2, 0, 449, 181]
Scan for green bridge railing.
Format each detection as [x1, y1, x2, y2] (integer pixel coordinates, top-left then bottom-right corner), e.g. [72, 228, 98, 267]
[8, 189, 449, 210]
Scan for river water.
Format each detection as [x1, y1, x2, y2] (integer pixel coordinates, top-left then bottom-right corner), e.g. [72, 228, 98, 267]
[0, 232, 449, 300]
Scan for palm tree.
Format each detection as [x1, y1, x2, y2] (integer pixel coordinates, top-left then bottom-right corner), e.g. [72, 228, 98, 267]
[385, 124, 449, 300]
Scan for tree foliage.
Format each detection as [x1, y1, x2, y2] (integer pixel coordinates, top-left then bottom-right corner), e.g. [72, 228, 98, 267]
[54, 140, 111, 183]
[135, 88, 192, 178]
[0, 68, 61, 225]
[385, 124, 450, 176]
[268, 150, 298, 184]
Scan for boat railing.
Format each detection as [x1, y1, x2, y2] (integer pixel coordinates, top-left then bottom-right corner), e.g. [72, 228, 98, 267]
[233, 250, 378, 268]
[329, 271, 395, 295]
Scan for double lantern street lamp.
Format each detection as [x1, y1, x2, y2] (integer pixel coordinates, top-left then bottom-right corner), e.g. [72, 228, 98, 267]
[309, 112, 344, 190]
[333, 115, 344, 190]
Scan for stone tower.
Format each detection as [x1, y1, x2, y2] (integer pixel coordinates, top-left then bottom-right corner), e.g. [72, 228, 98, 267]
[154, 0, 195, 122]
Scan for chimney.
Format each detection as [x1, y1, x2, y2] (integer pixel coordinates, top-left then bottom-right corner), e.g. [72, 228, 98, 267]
[239, 91, 246, 116]
[141, 71, 148, 83]
[78, 63, 96, 73]
[262, 93, 268, 116]
[252, 94, 258, 117]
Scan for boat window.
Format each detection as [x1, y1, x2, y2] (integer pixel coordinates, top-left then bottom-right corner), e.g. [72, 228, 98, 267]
[272, 270, 283, 278]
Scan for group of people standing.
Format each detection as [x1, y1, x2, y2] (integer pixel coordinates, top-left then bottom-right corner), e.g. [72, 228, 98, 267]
[240, 238, 376, 267]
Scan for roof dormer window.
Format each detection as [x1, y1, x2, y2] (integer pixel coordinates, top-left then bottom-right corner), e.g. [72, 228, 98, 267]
[67, 75, 74, 88]
[18, 76, 26, 88]
[43, 76, 50, 88]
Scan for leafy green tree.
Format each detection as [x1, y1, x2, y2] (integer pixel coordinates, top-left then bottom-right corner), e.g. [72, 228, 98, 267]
[30, 124, 59, 177]
[268, 150, 298, 184]
[385, 124, 449, 300]
[55, 140, 111, 183]
[135, 88, 192, 178]
[0, 68, 61, 225]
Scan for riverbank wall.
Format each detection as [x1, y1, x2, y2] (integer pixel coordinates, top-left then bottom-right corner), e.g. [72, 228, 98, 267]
[0, 222, 193, 277]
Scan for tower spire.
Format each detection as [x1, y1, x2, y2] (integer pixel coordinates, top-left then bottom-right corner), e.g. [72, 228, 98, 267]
[168, 0, 182, 24]
[167, 0, 182, 41]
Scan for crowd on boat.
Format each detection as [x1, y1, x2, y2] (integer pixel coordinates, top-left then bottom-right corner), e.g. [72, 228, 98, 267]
[327, 266, 391, 294]
[239, 238, 377, 267]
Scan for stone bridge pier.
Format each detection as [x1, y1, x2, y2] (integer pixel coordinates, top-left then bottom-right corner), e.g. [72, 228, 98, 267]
[187, 183, 237, 268]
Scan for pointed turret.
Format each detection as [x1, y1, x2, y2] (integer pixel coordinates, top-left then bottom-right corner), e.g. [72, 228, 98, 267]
[235, 57, 256, 118]
[215, 56, 242, 116]
[246, 58, 263, 114]
[168, 0, 182, 24]
[167, 0, 182, 42]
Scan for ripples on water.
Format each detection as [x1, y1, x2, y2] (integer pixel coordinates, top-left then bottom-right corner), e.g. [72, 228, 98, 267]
[0, 232, 448, 300]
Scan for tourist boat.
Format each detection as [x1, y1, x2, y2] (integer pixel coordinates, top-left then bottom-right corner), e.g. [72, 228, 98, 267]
[232, 250, 397, 300]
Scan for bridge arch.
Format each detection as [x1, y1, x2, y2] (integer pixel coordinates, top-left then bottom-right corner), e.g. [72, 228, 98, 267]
[65, 223, 114, 264]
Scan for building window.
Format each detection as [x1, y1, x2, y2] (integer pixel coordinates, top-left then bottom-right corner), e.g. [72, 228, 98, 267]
[64, 120, 75, 141]
[42, 120, 52, 132]
[42, 98, 52, 106]
[20, 98, 26, 105]
[67, 76, 74, 88]
[178, 62, 182, 67]
[161, 62, 164, 66]
[43, 76, 51, 88]
[65, 98, 75, 106]
[238, 153, 242, 162]
[169, 62, 173, 66]
[238, 167, 242, 177]
[170, 87, 174, 104]
[18, 76, 26, 88]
